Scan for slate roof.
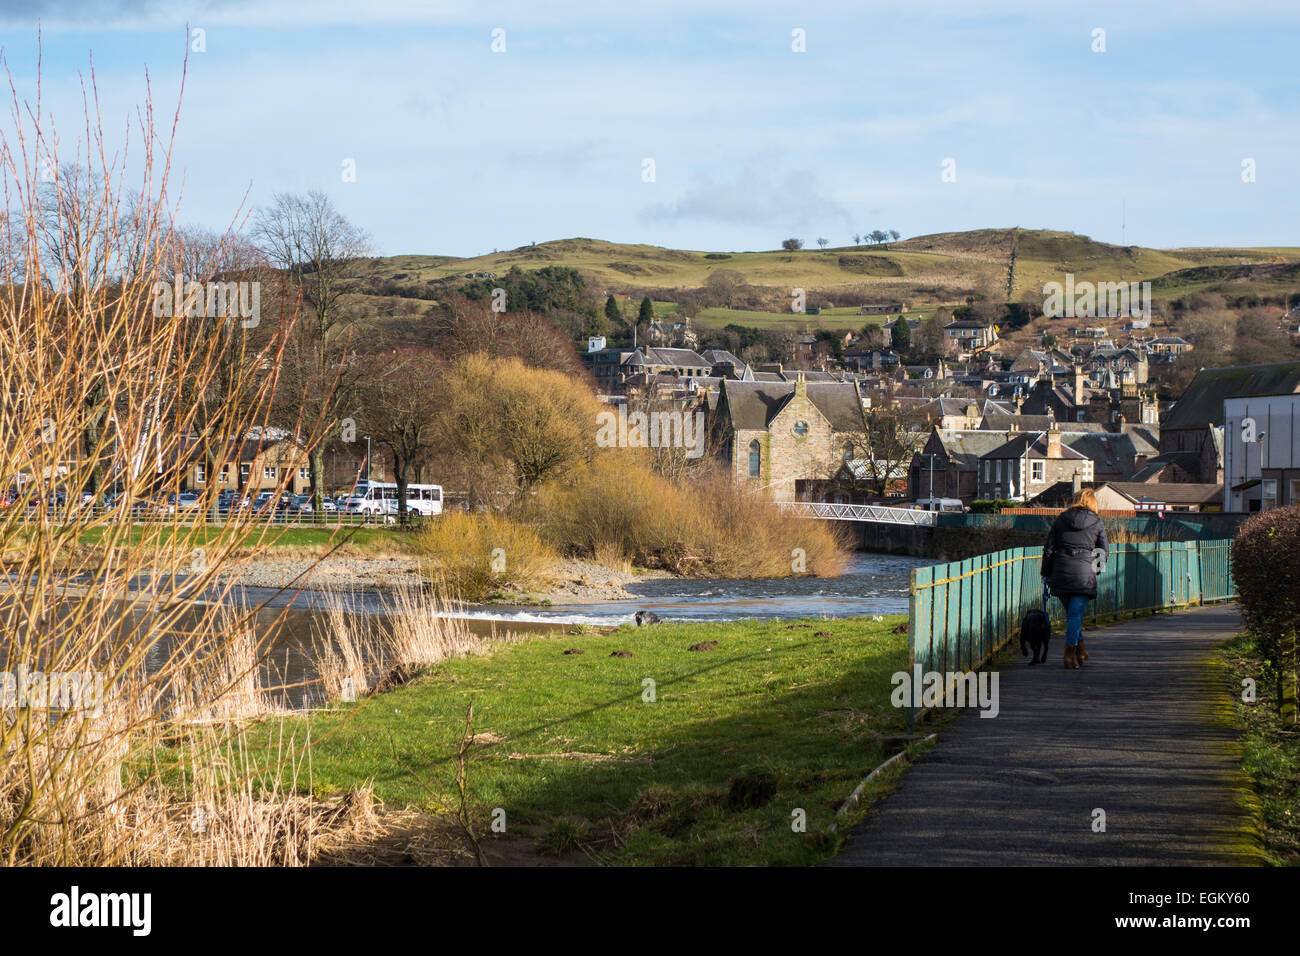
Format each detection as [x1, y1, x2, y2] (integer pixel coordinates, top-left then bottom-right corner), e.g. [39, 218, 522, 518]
[921, 397, 981, 418]
[717, 380, 866, 432]
[1125, 450, 1201, 482]
[927, 430, 1012, 470]
[1108, 482, 1222, 506]
[1060, 433, 1144, 476]
[699, 349, 746, 368]
[982, 432, 1089, 461]
[981, 413, 1057, 432]
[789, 370, 842, 383]
[625, 347, 712, 369]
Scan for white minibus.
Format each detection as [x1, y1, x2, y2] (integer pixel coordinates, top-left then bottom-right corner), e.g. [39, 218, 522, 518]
[343, 481, 443, 519]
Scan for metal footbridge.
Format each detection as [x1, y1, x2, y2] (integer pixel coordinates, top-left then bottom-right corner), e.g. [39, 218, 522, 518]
[778, 501, 937, 526]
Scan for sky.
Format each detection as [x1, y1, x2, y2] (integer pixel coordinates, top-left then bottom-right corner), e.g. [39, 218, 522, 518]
[0, 0, 1296, 257]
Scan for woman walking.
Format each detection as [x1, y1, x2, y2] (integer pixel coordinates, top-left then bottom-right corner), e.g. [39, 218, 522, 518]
[1041, 488, 1109, 669]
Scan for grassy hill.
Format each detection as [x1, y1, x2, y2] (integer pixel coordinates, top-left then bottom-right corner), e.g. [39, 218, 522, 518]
[355, 229, 1300, 333]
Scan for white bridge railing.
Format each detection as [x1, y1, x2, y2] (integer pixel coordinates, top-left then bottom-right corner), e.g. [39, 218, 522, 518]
[778, 501, 938, 526]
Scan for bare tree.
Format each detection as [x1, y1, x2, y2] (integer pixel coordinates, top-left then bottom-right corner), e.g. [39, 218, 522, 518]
[358, 345, 445, 522]
[167, 225, 281, 511]
[835, 404, 930, 498]
[427, 295, 586, 376]
[251, 191, 370, 508]
[704, 269, 746, 309]
[251, 191, 369, 339]
[915, 315, 949, 359]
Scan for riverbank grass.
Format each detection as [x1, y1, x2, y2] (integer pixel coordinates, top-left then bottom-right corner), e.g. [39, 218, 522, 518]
[77, 524, 410, 551]
[249, 614, 911, 865]
[1222, 633, 1300, 865]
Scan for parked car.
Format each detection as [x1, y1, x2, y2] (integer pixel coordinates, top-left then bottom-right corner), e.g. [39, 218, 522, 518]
[147, 495, 177, 516]
[176, 492, 201, 511]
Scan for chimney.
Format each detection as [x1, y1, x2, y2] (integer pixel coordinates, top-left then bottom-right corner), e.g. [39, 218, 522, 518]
[795, 370, 807, 398]
[1072, 470, 1082, 496]
[1046, 424, 1062, 459]
[1073, 365, 1087, 407]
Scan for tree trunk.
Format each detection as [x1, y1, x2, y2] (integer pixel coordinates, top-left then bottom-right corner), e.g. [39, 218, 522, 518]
[310, 446, 325, 512]
[81, 389, 108, 494]
[395, 461, 409, 525]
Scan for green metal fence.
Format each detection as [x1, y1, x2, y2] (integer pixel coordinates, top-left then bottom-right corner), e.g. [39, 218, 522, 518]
[908, 538, 1237, 678]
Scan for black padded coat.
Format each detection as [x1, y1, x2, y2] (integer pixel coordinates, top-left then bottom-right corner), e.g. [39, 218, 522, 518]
[1040, 506, 1109, 600]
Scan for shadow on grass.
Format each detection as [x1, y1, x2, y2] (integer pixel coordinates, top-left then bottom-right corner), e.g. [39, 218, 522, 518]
[296, 619, 912, 865]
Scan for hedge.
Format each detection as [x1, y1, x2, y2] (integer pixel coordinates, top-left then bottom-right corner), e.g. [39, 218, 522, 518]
[1233, 506, 1299, 722]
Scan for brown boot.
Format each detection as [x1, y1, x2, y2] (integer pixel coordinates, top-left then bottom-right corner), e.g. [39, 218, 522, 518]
[1063, 644, 1076, 668]
[1076, 640, 1088, 664]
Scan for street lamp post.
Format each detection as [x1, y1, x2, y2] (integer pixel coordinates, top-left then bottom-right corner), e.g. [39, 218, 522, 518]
[917, 452, 937, 500]
[1259, 430, 1269, 509]
[364, 435, 371, 482]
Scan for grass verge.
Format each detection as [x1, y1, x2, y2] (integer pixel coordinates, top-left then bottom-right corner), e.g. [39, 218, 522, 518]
[237, 614, 913, 865]
[1221, 632, 1300, 866]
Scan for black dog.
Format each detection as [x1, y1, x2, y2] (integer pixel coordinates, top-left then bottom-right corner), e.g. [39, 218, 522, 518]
[634, 610, 661, 626]
[1019, 607, 1051, 665]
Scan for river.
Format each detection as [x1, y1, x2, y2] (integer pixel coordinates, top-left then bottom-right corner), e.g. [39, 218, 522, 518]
[7, 552, 934, 711]
[225, 551, 936, 627]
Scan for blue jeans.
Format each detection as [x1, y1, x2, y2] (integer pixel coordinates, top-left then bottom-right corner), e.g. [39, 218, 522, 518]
[1060, 595, 1091, 647]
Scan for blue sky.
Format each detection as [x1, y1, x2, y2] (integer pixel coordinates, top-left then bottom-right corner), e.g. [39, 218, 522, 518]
[1, 1, 1296, 257]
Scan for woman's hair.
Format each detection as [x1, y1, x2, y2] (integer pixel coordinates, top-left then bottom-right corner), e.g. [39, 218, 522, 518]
[1070, 487, 1099, 512]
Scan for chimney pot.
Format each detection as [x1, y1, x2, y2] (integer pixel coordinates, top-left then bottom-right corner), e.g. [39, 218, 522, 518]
[1046, 425, 1062, 459]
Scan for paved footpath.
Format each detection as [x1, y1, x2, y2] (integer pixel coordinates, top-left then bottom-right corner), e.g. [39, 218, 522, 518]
[830, 604, 1261, 866]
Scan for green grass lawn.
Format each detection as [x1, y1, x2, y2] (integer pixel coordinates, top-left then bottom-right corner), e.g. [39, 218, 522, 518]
[77, 522, 411, 552]
[693, 306, 874, 332]
[246, 614, 916, 865]
[1222, 633, 1300, 866]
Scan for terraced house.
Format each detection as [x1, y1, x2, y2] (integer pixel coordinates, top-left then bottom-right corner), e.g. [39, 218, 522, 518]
[976, 426, 1094, 502]
[709, 375, 868, 501]
[174, 431, 312, 496]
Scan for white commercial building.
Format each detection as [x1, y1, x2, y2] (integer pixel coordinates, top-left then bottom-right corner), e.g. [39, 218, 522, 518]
[1223, 393, 1300, 512]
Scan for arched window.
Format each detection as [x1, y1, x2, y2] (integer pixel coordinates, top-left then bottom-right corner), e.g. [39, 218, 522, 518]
[748, 440, 761, 478]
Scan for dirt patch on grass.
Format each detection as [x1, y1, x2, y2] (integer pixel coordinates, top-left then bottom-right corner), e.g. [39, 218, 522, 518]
[316, 804, 576, 866]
